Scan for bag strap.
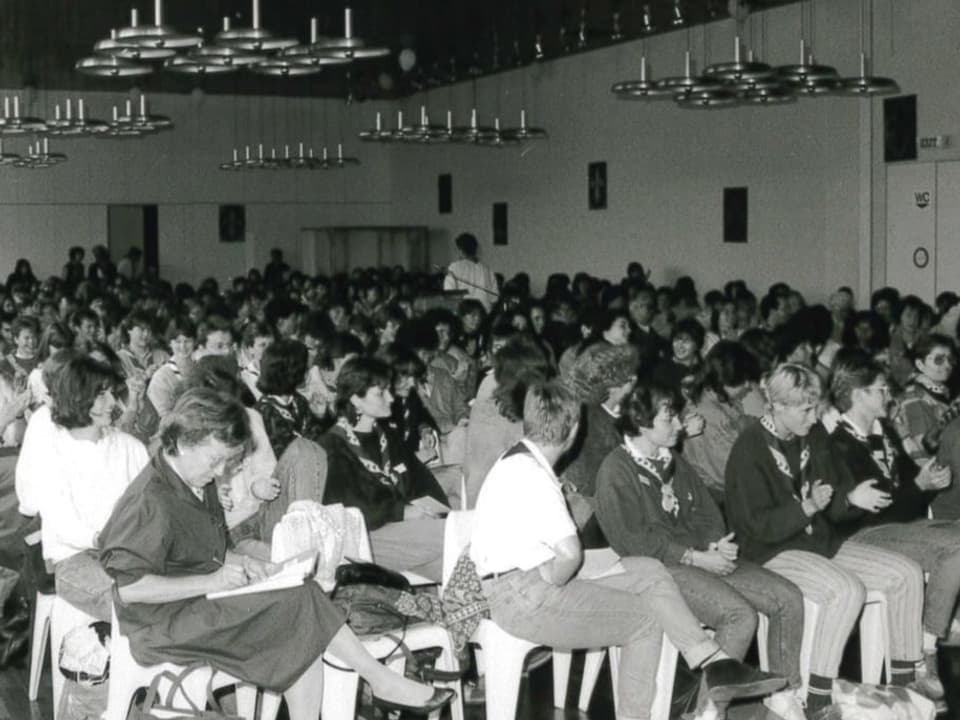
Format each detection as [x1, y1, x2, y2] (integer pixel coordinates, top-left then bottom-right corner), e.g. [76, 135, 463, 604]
[141, 662, 226, 718]
[322, 618, 409, 673]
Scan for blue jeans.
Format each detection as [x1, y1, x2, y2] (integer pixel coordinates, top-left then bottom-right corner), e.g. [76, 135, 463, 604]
[483, 557, 720, 719]
[54, 550, 113, 623]
[854, 519, 960, 638]
[667, 560, 803, 688]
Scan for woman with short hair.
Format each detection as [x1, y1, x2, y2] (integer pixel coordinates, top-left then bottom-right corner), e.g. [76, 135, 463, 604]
[828, 350, 959, 682]
[147, 316, 197, 419]
[683, 341, 760, 502]
[725, 363, 927, 715]
[893, 333, 956, 463]
[22, 355, 149, 621]
[255, 339, 324, 457]
[595, 381, 805, 720]
[98, 387, 454, 720]
[321, 357, 448, 579]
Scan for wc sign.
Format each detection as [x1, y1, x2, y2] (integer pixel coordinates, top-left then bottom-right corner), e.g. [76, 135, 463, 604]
[915, 190, 931, 209]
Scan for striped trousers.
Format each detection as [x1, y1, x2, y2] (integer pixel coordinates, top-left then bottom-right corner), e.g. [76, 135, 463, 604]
[764, 541, 924, 678]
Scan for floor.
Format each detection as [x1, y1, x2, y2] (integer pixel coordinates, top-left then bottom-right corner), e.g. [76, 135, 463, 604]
[0, 647, 777, 720]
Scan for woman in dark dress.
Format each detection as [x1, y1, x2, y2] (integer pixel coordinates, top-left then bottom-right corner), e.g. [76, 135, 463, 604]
[98, 387, 453, 720]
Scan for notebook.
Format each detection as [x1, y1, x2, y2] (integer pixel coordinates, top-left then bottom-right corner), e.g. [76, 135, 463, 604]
[206, 551, 318, 600]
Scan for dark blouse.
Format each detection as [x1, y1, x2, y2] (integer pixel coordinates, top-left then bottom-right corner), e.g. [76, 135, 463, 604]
[98, 452, 342, 691]
[320, 424, 448, 531]
[724, 420, 856, 564]
[256, 393, 324, 458]
[596, 446, 725, 564]
[829, 418, 934, 539]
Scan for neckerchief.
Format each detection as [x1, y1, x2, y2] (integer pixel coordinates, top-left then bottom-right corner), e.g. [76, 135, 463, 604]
[913, 374, 951, 405]
[333, 416, 402, 487]
[622, 440, 680, 518]
[261, 394, 301, 430]
[837, 415, 898, 486]
[760, 415, 814, 534]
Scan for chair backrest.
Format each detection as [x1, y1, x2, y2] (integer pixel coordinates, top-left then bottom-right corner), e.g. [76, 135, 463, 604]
[441, 509, 475, 591]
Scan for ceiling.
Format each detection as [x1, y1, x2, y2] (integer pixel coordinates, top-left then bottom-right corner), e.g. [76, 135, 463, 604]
[0, 0, 803, 100]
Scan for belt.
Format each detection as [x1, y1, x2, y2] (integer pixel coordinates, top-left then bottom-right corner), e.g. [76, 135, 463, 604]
[480, 568, 518, 581]
[59, 664, 110, 685]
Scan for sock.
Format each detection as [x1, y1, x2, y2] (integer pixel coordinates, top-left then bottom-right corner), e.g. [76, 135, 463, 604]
[700, 649, 731, 667]
[806, 674, 833, 714]
[890, 660, 916, 686]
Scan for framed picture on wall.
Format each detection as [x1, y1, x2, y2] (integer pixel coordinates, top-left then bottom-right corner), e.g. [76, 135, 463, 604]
[219, 205, 245, 243]
[588, 161, 607, 210]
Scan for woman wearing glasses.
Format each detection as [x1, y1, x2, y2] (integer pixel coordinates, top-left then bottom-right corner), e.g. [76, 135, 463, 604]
[828, 351, 960, 685]
[893, 334, 956, 463]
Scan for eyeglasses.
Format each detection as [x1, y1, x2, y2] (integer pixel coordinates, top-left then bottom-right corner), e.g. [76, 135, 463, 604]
[864, 385, 890, 396]
[929, 353, 955, 367]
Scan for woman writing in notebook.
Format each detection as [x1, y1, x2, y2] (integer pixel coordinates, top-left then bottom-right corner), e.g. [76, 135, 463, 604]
[98, 387, 454, 720]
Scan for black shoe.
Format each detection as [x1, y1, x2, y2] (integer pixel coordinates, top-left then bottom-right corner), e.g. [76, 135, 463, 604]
[371, 687, 456, 715]
[702, 659, 786, 703]
[416, 666, 466, 683]
[0, 631, 28, 668]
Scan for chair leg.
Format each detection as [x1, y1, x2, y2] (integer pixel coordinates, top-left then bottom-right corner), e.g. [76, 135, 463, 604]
[578, 649, 607, 712]
[234, 684, 258, 720]
[859, 596, 889, 685]
[320, 666, 361, 720]
[28, 595, 52, 702]
[651, 637, 679, 720]
[259, 690, 283, 720]
[552, 650, 572, 708]
[481, 635, 529, 720]
[433, 635, 465, 720]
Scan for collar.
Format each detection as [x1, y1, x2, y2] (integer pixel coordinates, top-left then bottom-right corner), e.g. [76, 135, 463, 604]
[914, 373, 950, 400]
[622, 437, 671, 464]
[519, 439, 562, 485]
[760, 415, 789, 440]
[600, 402, 621, 419]
[838, 413, 882, 442]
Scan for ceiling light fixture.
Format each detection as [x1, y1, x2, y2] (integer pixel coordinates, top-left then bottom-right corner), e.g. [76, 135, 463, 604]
[835, 0, 898, 96]
[311, 7, 390, 60]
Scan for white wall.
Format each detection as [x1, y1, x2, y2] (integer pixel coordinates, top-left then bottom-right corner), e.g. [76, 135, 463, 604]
[0, 90, 393, 285]
[3, 0, 960, 301]
[388, 1, 869, 301]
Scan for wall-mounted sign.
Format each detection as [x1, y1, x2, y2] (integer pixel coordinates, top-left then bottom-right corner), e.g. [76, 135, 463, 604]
[913, 247, 930, 269]
[915, 191, 931, 209]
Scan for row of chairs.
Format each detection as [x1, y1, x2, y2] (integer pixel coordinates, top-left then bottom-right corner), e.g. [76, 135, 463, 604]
[29, 510, 895, 720]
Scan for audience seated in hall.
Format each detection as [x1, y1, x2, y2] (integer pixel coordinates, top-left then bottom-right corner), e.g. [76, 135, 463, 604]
[6, 240, 960, 716]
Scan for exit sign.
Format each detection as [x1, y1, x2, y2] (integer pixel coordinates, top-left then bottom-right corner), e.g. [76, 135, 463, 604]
[919, 135, 950, 149]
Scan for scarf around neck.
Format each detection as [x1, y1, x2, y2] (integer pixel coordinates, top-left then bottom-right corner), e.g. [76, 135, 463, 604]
[333, 416, 403, 487]
[622, 440, 680, 518]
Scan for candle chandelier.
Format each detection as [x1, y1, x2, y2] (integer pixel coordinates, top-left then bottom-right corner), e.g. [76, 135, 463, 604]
[0, 91, 175, 169]
[611, 0, 897, 110]
[76, 1, 389, 79]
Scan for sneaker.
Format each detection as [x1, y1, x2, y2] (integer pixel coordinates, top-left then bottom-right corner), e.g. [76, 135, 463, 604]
[909, 675, 945, 701]
[807, 705, 844, 720]
[764, 689, 806, 720]
[702, 658, 786, 703]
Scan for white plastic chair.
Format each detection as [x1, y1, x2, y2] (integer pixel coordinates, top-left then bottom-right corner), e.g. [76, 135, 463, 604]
[443, 510, 678, 720]
[27, 588, 55, 703]
[258, 507, 463, 720]
[757, 590, 890, 691]
[106, 605, 268, 720]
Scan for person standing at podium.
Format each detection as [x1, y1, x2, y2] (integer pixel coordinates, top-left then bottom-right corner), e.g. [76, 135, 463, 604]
[443, 233, 499, 311]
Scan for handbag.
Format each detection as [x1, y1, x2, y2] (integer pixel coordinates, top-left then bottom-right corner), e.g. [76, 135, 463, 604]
[132, 663, 242, 720]
[334, 560, 412, 592]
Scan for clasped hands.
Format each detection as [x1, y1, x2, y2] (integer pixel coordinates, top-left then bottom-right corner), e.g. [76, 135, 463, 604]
[696, 532, 739, 576]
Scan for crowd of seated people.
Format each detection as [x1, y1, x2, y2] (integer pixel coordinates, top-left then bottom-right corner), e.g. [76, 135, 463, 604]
[3, 238, 960, 719]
